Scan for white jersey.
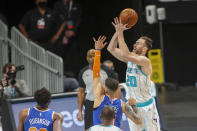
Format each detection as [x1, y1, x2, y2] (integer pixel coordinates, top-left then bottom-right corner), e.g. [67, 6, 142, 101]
[89, 125, 121, 131]
[126, 61, 152, 103]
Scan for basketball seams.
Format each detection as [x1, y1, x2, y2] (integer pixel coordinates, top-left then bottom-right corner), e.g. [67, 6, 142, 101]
[120, 8, 138, 28]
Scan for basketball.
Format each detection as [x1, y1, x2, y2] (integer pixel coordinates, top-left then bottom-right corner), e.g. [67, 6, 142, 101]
[120, 8, 138, 28]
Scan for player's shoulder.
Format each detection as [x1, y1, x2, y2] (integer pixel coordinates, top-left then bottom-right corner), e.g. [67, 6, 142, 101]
[53, 112, 63, 121]
[19, 108, 29, 118]
[139, 55, 150, 61]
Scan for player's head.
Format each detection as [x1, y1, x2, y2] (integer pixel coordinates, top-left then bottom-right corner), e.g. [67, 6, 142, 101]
[86, 49, 95, 67]
[133, 36, 152, 55]
[104, 77, 119, 94]
[36, 0, 47, 8]
[103, 60, 115, 71]
[34, 88, 51, 107]
[100, 106, 115, 122]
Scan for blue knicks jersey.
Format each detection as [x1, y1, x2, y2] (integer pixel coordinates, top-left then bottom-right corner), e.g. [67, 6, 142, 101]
[93, 95, 122, 128]
[24, 107, 54, 131]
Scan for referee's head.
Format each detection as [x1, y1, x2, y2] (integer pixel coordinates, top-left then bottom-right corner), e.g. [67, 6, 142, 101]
[86, 49, 95, 67]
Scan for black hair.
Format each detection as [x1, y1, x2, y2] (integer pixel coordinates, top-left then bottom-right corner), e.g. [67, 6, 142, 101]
[34, 88, 51, 105]
[100, 106, 115, 120]
[105, 77, 119, 92]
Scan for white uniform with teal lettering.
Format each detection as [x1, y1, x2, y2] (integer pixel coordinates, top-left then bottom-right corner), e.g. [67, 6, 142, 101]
[89, 125, 121, 131]
[126, 61, 160, 131]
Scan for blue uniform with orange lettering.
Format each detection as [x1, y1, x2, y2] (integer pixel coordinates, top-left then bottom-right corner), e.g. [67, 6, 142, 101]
[24, 107, 54, 131]
[93, 95, 122, 128]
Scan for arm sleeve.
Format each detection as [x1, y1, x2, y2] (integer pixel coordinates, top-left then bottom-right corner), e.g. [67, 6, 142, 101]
[93, 51, 101, 79]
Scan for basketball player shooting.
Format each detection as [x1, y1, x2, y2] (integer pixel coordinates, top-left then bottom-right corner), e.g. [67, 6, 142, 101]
[107, 17, 160, 131]
[92, 36, 142, 129]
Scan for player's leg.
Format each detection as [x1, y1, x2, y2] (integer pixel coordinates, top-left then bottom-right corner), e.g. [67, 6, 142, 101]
[152, 100, 161, 131]
[127, 118, 138, 131]
[84, 100, 94, 131]
[143, 104, 160, 131]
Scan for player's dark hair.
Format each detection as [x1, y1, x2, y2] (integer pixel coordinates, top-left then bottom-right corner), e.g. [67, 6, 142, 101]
[140, 36, 152, 52]
[100, 106, 115, 121]
[105, 77, 119, 92]
[34, 88, 51, 105]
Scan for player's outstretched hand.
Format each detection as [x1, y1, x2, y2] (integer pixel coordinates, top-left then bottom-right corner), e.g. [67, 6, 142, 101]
[93, 36, 108, 50]
[112, 17, 129, 33]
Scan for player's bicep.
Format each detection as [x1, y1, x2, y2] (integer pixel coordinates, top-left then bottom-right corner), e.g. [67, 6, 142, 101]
[93, 79, 103, 98]
[93, 79, 104, 108]
[121, 101, 126, 113]
[127, 55, 150, 67]
[53, 113, 63, 131]
[17, 110, 26, 131]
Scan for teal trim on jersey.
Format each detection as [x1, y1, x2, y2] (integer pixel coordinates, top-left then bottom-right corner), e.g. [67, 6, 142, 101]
[89, 127, 92, 131]
[98, 125, 113, 127]
[137, 98, 153, 107]
[137, 65, 147, 76]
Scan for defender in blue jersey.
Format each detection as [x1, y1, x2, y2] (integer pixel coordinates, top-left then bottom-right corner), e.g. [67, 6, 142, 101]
[108, 17, 160, 131]
[92, 36, 142, 128]
[89, 106, 122, 131]
[17, 88, 63, 131]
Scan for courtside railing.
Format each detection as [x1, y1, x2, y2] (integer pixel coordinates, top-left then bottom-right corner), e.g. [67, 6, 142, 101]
[0, 23, 63, 95]
[0, 20, 9, 79]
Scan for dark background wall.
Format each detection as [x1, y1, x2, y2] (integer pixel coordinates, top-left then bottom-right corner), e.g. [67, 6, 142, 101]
[1, 0, 197, 86]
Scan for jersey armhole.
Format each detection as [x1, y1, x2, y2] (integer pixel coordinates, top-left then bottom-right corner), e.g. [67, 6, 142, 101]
[24, 108, 30, 122]
[93, 95, 105, 109]
[52, 111, 55, 121]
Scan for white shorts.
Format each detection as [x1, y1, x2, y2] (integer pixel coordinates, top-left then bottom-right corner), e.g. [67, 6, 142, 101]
[127, 99, 160, 131]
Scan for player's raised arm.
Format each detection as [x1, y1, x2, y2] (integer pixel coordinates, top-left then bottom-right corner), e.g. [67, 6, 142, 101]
[113, 17, 152, 74]
[107, 31, 127, 63]
[93, 36, 107, 108]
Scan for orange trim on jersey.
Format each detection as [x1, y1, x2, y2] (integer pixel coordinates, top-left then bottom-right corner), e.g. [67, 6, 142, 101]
[52, 111, 55, 121]
[93, 50, 101, 79]
[34, 107, 50, 112]
[24, 108, 30, 122]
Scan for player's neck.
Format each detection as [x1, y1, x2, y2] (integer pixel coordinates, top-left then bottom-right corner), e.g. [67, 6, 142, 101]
[36, 105, 49, 110]
[107, 93, 115, 100]
[101, 121, 113, 127]
[89, 64, 93, 70]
